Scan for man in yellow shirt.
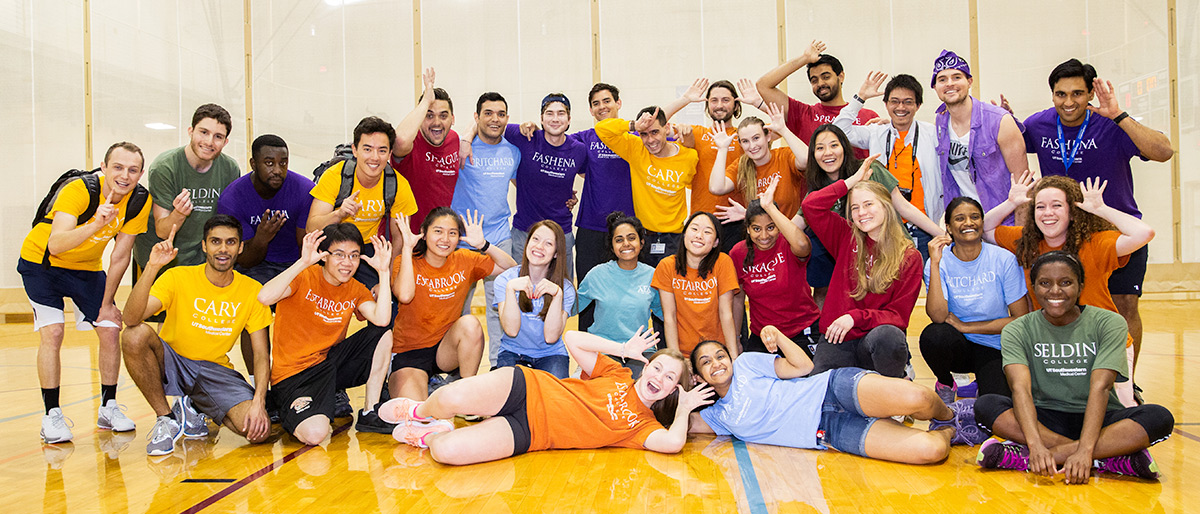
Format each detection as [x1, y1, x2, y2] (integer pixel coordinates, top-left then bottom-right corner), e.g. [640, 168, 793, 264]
[595, 107, 700, 266]
[18, 142, 150, 444]
[121, 215, 274, 456]
[308, 116, 418, 292]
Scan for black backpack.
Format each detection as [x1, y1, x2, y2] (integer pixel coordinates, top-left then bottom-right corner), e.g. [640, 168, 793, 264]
[33, 168, 150, 268]
[311, 144, 400, 230]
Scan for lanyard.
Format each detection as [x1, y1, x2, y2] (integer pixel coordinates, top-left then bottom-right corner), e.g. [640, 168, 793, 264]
[1056, 110, 1090, 173]
[887, 124, 919, 197]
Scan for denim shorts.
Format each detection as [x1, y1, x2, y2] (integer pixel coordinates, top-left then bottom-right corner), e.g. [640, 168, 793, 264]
[817, 367, 880, 457]
[497, 350, 570, 379]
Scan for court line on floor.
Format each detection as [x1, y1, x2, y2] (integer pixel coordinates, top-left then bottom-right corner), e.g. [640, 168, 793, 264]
[731, 439, 768, 514]
[180, 421, 353, 514]
[1172, 428, 1200, 444]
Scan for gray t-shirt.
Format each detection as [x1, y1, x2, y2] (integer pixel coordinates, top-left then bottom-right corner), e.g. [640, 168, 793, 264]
[1000, 306, 1129, 413]
[134, 146, 241, 270]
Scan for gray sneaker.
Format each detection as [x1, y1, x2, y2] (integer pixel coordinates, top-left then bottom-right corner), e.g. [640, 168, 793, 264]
[172, 396, 209, 437]
[98, 400, 136, 432]
[146, 415, 184, 456]
[41, 407, 74, 444]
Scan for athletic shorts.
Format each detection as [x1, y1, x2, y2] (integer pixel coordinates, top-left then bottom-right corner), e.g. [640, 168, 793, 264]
[497, 367, 532, 456]
[974, 394, 1175, 445]
[269, 324, 384, 433]
[160, 337, 254, 424]
[817, 367, 880, 457]
[744, 322, 820, 358]
[1109, 244, 1148, 296]
[391, 343, 451, 376]
[17, 258, 117, 331]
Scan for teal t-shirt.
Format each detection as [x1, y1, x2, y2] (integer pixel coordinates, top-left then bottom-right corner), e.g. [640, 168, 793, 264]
[1000, 306, 1129, 413]
[134, 147, 241, 269]
[576, 261, 663, 343]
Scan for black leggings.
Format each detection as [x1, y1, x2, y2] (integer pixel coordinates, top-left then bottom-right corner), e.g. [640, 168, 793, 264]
[919, 322, 1010, 397]
[975, 394, 1175, 446]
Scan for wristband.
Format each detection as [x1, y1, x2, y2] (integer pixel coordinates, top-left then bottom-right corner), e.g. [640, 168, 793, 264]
[476, 240, 491, 254]
[852, 94, 866, 104]
[1113, 111, 1131, 125]
[757, 100, 765, 109]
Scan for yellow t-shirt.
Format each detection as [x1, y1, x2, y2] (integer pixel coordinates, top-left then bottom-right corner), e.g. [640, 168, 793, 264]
[595, 118, 699, 233]
[20, 176, 152, 271]
[309, 160, 418, 239]
[149, 264, 274, 369]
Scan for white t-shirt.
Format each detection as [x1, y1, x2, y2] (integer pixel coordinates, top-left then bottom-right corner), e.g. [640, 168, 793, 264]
[948, 128, 979, 200]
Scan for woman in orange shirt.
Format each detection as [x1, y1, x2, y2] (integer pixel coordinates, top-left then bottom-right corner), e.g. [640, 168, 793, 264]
[389, 207, 518, 401]
[379, 328, 713, 465]
[652, 212, 740, 358]
[707, 103, 808, 221]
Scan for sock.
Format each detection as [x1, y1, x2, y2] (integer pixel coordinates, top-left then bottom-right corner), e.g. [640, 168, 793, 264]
[165, 410, 178, 422]
[101, 384, 117, 405]
[42, 388, 60, 414]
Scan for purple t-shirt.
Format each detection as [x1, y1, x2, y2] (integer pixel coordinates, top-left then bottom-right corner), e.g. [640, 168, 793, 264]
[216, 171, 314, 263]
[507, 124, 589, 234]
[570, 128, 635, 232]
[1023, 108, 1146, 217]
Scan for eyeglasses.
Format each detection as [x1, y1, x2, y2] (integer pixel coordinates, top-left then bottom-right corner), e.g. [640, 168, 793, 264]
[329, 251, 361, 261]
[887, 98, 917, 107]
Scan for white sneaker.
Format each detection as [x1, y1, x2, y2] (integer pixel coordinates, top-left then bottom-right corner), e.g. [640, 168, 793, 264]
[98, 400, 136, 432]
[41, 407, 74, 444]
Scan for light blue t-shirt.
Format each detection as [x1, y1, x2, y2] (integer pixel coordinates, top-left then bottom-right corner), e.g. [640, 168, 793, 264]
[451, 136, 520, 245]
[493, 267, 576, 358]
[699, 353, 830, 449]
[576, 261, 663, 343]
[924, 243, 1028, 350]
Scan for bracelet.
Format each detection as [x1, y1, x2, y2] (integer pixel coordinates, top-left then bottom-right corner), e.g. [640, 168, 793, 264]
[852, 94, 866, 104]
[476, 240, 491, 253]
[620, 342, 626, 360]
[1113, 111, 1131, 125]
[757, 100, 765, 109]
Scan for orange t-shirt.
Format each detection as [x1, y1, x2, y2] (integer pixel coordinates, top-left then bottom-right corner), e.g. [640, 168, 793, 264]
[690, 125, 744, 215]
[392, 250, 493, 352]
[651, 253, 740, 356]
[889, 130, 924, 214]
[993, 226, 1130, 313]
[271, 265, 375, 384]
[723, 147, 806, 218]
[523, 355, 665, 452]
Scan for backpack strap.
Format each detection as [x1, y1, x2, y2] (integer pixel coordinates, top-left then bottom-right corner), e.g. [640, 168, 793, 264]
[42, 174, 103, 269]
[332, 157, 357, 209]
[124, 185, 150, 226]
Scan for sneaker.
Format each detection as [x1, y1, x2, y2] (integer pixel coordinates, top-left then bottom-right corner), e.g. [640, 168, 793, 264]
[41, 407, 74, 444]
[891, 415, 915, 425]
[1095, 449, 1160, 480]
[378, 397, 434, 425]
[1133, 383, 1145, 405]
[428, 371, 460, 396]
[459, 414, 483, 422]
[392, 419, 454, 448]
[976, 438, 1030, 471]
[934, 381, 957, 404]
[98, 400, 136, 432]
[948, 399, 990, 446]
[957, 380, 979, 398]
[172, 396, 209, 437]
[904, 363, 916, 382]
[146, 415, 184, 456]
[355, 409, 398, 434]
[334, 390, 354, 418]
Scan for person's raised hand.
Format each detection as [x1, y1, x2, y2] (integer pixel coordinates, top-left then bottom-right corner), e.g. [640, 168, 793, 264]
[462, 210, 486, 250]
[300, 229, 329, 266]
[338, 190, 362, 219]
[623, 325, 661, 362]
[683, 77, 710, 104]
[714, 198, 746, 223]
[928, 234, 953, 264]
[710, 121, 734, 148]
[800, 39, 826, 63]
[845, 153, 880, 188]
[94, 192, 118, 227]
[364, 235, 392, 273]
[1075, 177, 1109, 215]
[1088, 79, 1121, 120]
[149, 224, 179, 268]
[172, 189, 194, 216]
[858, 71, 888, 101]
[634, 109, 660, 134]
[1008, 169, 1034, 207]
[736, 77, 763, 109]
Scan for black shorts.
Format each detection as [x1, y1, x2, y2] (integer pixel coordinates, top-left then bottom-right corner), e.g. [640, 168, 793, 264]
[1109, 244, 1148, 296]
[270, 324, 386, 433]
[743, 323, 820, 358]
[974, 394, 1175, 445]
[497, 368, 532, 456]
[390, 343, 452, 376]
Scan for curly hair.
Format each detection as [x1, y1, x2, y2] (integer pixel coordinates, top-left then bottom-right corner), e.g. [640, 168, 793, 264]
[1013, 175, 1115, 268]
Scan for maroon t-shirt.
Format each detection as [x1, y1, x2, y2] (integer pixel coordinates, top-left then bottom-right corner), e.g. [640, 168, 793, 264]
[786, 97, 877, 159]
[729, 236, 819, 336]
[392, 130, 461, 233]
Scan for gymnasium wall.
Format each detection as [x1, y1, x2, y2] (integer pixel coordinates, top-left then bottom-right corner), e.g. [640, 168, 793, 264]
[1, 0, 1198, 291]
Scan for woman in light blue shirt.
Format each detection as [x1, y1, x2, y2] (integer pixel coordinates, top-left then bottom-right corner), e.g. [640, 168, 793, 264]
[576, 212, 663, 378]
[494, 220, 575, 378]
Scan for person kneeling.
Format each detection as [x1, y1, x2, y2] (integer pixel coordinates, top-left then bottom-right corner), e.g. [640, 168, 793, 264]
[122, 216, 273, 455]
[258, 224, 396, 444]
[975, 252, 1174, 482]
[689, 326, 958, 464]
[378, 328, 711, 465]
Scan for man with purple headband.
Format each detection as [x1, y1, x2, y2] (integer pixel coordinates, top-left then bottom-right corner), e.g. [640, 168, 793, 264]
[930, 50, 1028, 224]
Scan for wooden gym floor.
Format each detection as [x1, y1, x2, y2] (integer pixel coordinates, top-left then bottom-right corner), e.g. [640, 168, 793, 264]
[1, 299, 1197, 513]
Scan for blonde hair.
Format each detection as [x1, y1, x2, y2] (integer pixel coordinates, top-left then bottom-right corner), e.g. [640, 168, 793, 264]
[734, 117, 767, 202]
[847, 181, 914, 300]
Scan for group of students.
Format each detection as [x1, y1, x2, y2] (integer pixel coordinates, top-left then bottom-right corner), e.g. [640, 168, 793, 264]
[20, 41, 1176, 483]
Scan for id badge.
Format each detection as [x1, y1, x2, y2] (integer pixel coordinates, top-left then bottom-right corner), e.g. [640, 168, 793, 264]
[650, 242, 666, 255]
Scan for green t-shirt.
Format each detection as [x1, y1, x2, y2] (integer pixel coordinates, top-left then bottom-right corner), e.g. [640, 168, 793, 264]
[134, 147, 241, 270]
[830, 161, 900, 216]
[1000, 306, 1129, 413]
